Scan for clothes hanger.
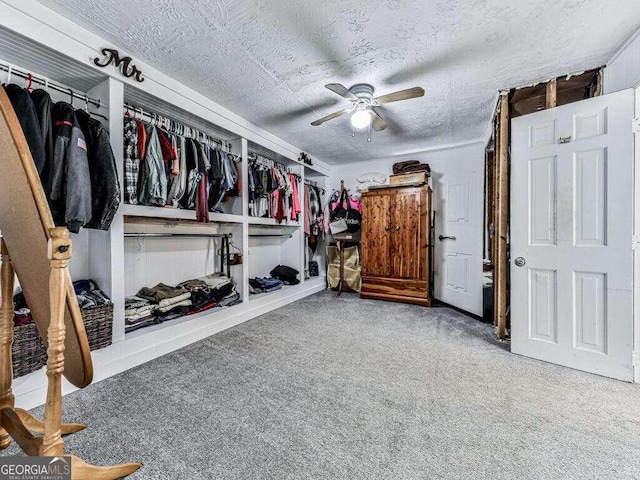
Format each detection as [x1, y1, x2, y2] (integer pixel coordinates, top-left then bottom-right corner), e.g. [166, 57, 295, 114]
[68, 88, 74, 107]
[25, 73, 33, 92]
[5, 65, 12, 85]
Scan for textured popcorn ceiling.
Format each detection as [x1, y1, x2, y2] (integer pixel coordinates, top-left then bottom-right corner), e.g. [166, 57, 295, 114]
[38, 0, 640, 163]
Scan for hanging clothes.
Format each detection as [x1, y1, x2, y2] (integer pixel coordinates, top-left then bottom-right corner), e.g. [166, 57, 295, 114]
[76, 109, 121, 230]
[29, 89, 54, 195]
[51, 102, 92, 233]
[138, 125, 167, 206]
[123, 117, 140, 205]
[4, 84, 46, 175]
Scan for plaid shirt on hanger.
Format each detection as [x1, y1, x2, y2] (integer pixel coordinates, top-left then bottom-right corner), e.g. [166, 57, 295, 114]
[123, 118, 140, 205]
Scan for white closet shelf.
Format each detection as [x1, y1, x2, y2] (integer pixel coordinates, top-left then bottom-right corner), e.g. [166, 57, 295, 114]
[248, 217, 300, 227]
[249, 284, 295, 301]
[121, 204, 243, 224]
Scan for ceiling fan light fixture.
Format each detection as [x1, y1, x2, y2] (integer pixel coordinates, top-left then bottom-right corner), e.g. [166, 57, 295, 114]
[350, 108, 371, 129]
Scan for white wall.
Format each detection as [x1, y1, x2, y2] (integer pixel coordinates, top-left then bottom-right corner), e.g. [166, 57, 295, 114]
[331, 141, 485, 315]
[605, 28, 640, 93]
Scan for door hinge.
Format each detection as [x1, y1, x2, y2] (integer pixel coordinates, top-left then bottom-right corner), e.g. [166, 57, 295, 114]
[633, 235, 640, 250]
[633, 118, 640, 134]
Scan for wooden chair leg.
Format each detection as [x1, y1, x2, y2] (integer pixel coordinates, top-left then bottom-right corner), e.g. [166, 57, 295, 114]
[69, 456, 142, 480]
[39, 227, 70, 457]
[0, 238, 15, 450]
[15, 408, 85, 435]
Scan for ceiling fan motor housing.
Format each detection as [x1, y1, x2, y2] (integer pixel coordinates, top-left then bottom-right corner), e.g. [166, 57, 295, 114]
[349, 84, 374, 101]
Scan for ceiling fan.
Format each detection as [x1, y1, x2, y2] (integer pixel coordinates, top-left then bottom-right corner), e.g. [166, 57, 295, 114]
[310, 83, 425, 131]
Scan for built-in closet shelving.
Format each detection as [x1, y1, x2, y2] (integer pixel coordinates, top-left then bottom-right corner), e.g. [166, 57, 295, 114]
[0, 20, 330, 407]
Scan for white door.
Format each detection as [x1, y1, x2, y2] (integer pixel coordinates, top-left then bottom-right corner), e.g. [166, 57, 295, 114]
[432, 146, 484, 316]
[511, 89, 635, 381]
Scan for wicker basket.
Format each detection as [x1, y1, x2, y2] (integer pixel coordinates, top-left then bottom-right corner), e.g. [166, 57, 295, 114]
[12, 303, 114, 378]
[83, 303, 113, 351]
[11, 321, 47, 378]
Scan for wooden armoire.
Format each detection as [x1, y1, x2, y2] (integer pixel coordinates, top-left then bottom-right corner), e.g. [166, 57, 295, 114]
[360, 185, 432, 306]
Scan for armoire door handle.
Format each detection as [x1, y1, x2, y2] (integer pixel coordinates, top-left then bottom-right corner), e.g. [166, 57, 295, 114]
[384, 226, 390, 231]
[438, 235, 456, 241]
[395, 226, 401, 231]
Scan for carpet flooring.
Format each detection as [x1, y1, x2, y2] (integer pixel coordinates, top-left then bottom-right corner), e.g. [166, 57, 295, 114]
[4, 291, 640, 479]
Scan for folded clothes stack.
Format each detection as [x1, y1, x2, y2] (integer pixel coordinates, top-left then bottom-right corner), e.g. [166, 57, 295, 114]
[126, 275, 241, 333]
[249, 277, 285, 294]
[392, 160, 431, 175]
[124, 295, 157, 333]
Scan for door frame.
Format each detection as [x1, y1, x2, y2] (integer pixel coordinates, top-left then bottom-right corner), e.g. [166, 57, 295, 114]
[634, 86, 640, 382]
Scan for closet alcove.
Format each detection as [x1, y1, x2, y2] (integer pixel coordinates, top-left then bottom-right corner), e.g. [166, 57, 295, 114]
[0, 24, 329, 409]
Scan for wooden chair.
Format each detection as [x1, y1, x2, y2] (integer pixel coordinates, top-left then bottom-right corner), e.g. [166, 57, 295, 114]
[0, 86, 140, 479]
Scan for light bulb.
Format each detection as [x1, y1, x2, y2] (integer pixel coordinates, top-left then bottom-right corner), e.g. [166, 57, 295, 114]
[350, 109, 371, 129]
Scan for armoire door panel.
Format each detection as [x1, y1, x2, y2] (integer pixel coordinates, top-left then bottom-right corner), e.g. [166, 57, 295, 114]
[392, 190, 422, 279]
[361, 191, 393, 277]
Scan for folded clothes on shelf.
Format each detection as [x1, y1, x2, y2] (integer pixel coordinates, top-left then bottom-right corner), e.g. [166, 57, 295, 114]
[125, 295, 149, 310]
[155, 305, 191, 322]
[125, 315, 160, 334]
[198, 273, 232, 289]
[125, 306, 156, 321]
[157, 299, 192, 313]
[217, 292, 241, 308]
[158, 292, 192, 309]
[137, 283, 188, 303]
[249, 276, 285, 294]
[177, 279, 209, 292]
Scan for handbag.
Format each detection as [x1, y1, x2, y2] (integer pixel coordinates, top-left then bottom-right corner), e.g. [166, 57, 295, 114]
[330, 189, 361, 234]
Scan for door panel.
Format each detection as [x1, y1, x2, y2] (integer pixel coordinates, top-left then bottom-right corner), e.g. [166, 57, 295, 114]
[511, 89, 634, 381]
[361, 192, 392, 277]
[433, 155, 484, 316]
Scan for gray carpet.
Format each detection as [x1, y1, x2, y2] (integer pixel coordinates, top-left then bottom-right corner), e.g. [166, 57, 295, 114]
[4, 291, 640, 479]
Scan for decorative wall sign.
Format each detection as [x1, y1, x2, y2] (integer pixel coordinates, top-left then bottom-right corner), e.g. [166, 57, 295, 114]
[93, 48, 144, 82]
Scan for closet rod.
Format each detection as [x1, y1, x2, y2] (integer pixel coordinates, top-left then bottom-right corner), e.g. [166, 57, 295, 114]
[0, 62, 101, 108]
[123, 103, 233, 153]
[249, 234, 293, 238]
[124, 233, 229, 239]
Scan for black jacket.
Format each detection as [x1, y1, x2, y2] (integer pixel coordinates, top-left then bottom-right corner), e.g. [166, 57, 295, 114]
[76, 110, 121, 230]
[51, 102, 92, 233]
[29, 89, 54, 195]
[4, 84, 46, 175]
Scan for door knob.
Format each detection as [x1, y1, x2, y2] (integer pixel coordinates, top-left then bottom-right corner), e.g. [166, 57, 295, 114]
[514, 257, 526, 267]
[438, 235, 456, 241]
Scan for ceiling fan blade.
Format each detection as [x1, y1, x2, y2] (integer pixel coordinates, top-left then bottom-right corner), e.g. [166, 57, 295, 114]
[325, 83, 358, 100]
[374, 86, 425, 105]
[311, 108, 353, 126]
[370, 108, 388, 131]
